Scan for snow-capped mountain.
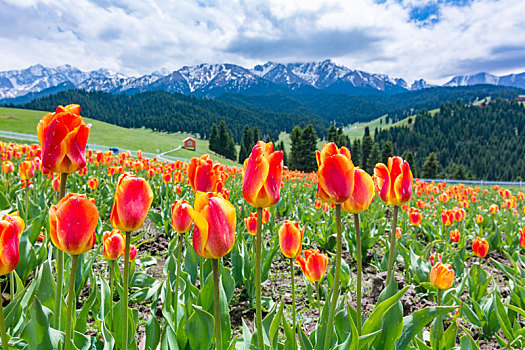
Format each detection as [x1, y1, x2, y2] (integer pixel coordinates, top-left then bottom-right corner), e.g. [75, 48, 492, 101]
[444, 72, 525, 89]
[1, 61, 524, 102]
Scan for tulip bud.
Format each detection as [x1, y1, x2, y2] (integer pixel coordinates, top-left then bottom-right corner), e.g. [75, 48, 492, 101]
[188, 155, 223, 193]
[489, 204, 499, 214]
[87, 177, 99, 190]
[342, 168, 375, 214]
[408, 207, 422, 226]
[278, 221, 304, 259]
[49, 193, 98, 255]
[441, 210, 454, 226]
[103, 229, 125, 260]
[472, 237, 489, 258]
[110, 173, 153, 232]
[476, 214, 483, 224]
[262, 208, 270, 224]
[296, 249, 328, 282]
[374, 156, 413, 207]
[430, 262, 455, 289]
[189, 192, 236, 259]
[52, 176, 60, 192]
[19, 161, 35, 180]
[316, 143, 354, 204]
[395, 227, 402, 239]
[449, 229, 460, 243]
[0, 213, 23, 275]
[2, 212, 25, 236]
[244, 212, 257, 236]
[37, 104, 90, 174]
[129, 245, 138, 261]
[243, 141, 283, 208]
[171, 200, 193, 233]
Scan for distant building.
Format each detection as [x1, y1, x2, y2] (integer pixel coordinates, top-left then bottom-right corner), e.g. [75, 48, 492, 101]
[518, 95, 525, 101]
[183, 137, 196, 151]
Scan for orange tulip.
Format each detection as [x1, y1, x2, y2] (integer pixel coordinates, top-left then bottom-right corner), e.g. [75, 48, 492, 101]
[520, 228, 525, 249]
[110, 173, 153, 232]
[243, 141, 283, 208]
[129, 245, 138, 261]
[171, 200, 193, 233]
[188, 155, 223, 193]
[103, 229, 125, 260]
[2, 161, 14, 174]
[374, 156, 413, 206]
[19, 161, 35, 180]
[408, 207, 422, 226]
[453, 208, 466, 222]
[87, 177, 99, 190]
[278, 221, 304, 259]
[37, 104, 90, 174]
[476, 214, 484, 224]
[296, 249, 328, 282]
[316, 143, 354, 204]
[395, 227, 402, 239]
[472, 237, 489, 258]
[189, 192, 236, 259]
[1, 212, 25, 236]
[49, 193, 98, 255]
[449, 229, 460, 243]
[342, 168, 375, 214]
[441, 210, 454, 226]
[430, 263, 455, 289]
[52, 176, 60, 192]
[0, 213, 23, 275]
[262, 208, 270, 224]
[162, 172, 172, 184]
[489, 204, 499, 214]
[244, 212, 257, 236]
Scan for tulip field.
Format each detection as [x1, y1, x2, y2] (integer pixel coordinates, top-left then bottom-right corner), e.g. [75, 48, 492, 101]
[0, 104, 524, 350]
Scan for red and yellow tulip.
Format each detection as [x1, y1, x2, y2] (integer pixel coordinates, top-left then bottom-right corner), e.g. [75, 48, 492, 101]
[316, 143, 354, 204]
[171, 200, 193, 233]
[374, 156, 413, 206]
[342, 168, 375, 214]
[296, 249, 328, 282]
[278, 221, 304, 259]
[103, 229, 125, 260]
[37, 104, 90, 174]
[430, 262, 455, 289]
[242, 141, 283, 208]
[110, 173, 153, 232]
[49, 193, 98, 255]
[472, 237, 489, 258]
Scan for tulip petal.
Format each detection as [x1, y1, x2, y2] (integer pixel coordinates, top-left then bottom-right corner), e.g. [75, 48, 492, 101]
[318, 154, 354, 204]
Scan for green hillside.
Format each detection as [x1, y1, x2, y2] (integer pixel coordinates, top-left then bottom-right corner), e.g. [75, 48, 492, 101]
[0, 107, 240, 165]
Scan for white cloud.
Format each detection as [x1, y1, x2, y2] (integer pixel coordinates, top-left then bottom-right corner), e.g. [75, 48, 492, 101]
[0, 0, 523, 84]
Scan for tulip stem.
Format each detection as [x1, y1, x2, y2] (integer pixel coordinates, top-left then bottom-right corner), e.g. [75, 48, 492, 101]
[316, 282, 321, 317]
[9, 273, 14, 302]
[122, 231, 131, 349]
[24, 182, 29, 223]
[109, 259, 115, 324]
[290, 258, 297, 350]
[354, 213, 362, 335]
[64, 255, 78, 350]
[386, 206, 400, 285]
[324, 204, 342, 350]
[0, 300, 8, 350]
[54, 173, 68, 330]
[174, 232, 183, 328]
[200, 256, 204, 287]
[212, 258, 222, 350]
[255, 207, 264, 350]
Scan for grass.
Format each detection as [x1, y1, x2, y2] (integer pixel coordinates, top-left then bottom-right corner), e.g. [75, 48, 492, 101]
[0, 107, 240, 165]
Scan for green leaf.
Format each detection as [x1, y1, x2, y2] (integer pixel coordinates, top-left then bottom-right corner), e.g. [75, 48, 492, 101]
[395, 306, 456, 350]
[185, 305, 214, 350]
[0, 189, 10, 210]
[269, 300, 284, 349]
[459, 332, 480, 350]
[145, 315, 161, 350]
[21, 297, 62, 350]
[362, 285, 409, 338]
[494, 290, 515, 341]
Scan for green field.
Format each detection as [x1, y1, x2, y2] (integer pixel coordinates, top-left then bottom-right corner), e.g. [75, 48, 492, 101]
[0, 107, 239, 165]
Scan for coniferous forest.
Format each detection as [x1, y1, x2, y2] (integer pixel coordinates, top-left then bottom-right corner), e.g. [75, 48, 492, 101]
[374, 99, 525, 180]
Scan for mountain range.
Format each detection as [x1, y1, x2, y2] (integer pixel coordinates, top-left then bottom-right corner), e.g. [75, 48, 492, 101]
[1, 60, 524, 102]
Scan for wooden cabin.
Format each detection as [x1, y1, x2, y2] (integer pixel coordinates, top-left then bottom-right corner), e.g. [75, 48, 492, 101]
[183, 137, 196, 150]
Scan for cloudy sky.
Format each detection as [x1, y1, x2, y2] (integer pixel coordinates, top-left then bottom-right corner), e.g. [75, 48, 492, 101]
[1, 0, 524, 84]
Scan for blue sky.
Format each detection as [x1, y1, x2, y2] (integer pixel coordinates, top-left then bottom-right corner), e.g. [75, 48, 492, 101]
[0, 0, 524, 84]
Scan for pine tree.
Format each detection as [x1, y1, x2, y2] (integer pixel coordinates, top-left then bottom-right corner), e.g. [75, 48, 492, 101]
[218, 120, 228, 155]
[209, 123, 219, 153]
[361, 131, 374, 173]
[421, 152, 439, 178]
[276, 140, 288, 167]
[224, 132, 237, 161]
[238, 125, 253, 163]
[366, 142, 381, 174]
[381, 141, 394, 164]
[289, 126, 303, 171]
[327, 125, 337, 143]
[252, 126, 260, 145]
[301, 124, 318, 172]
[351, 139, 361, 167]
[265, 135, 271, 143]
